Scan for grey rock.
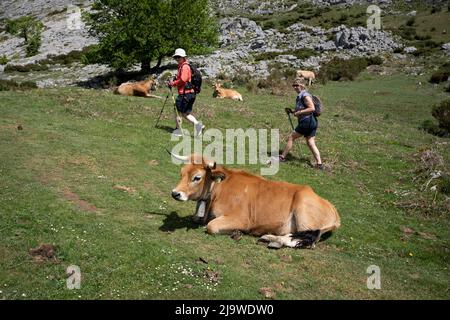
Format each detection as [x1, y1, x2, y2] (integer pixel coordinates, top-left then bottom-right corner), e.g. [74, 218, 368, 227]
[404, 46, 417, 54]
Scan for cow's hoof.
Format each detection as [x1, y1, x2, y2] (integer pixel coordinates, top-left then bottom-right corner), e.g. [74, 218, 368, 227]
[267, 241, 283, 249]
[230, 230, 243, 241]
[192, 216, 203, 224]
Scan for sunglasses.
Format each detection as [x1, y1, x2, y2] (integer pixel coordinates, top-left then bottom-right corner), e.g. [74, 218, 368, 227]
[292, 84, 300, 87]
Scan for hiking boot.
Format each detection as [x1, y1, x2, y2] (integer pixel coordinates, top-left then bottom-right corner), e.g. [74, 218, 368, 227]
[172, 128, 183, 137]
[195, 123, 205, 137]
[316, 163, 324, 170]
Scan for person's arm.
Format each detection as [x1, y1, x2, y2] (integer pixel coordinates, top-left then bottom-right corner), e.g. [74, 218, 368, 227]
[294, 96, 314, 117]
[171, 65, 190, 87]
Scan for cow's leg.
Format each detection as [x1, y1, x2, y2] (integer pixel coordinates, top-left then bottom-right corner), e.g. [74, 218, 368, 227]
[260, 230, 322, 249]
[259, 234, 301, 249]
[206, 215, 244, 235]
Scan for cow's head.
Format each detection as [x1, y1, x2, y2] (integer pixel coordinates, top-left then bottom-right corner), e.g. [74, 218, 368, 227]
[143, 76, 156, 91]
[169, 152, 225, 202]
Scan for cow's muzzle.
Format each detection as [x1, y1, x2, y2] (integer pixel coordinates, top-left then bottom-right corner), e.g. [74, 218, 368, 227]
[171, 190, 187, 201]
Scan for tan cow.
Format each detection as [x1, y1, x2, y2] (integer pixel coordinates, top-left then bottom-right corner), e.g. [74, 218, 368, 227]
[114, 77, 162, 99]
[296, 70, 316, 86]
[169, 153, 340, 249]
[213, 83, 243, 101]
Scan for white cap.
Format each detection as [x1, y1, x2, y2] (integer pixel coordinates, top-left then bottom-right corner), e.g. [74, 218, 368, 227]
[172, 48, 187, 58]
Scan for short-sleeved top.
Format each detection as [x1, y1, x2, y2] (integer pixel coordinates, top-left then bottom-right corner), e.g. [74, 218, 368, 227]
[295, 90, 315, 125]
[172, 61, 194, 95]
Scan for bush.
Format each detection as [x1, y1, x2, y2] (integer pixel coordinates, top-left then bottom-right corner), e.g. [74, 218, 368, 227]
[318, 57, 368, 83]
[395, 25, 417, 40]
[429, 62, 450, 84]
[26, 34, 41, 57]
[366, 56, 383, 66]
[445, 84, 450, 93]
[432, 98, 450, 132]
[6, 16, 43, 57]
[419, 119, 443, 136]
[406, 17, 415, 26]
[0, 55, 8, 65]
[431, 6, 441, 14]
[0, 79, 37, 91]
[4, 63, 49, 73]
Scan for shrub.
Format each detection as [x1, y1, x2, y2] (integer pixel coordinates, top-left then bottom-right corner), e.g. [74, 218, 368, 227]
[0, 79, 37, 91]
[0, 55, 8, 65]
[432, 98, 450, 132]
[439, 176, 450, 196]
[431, 6, 441, 14]
[366, 56, 383, 66]
[419, 119, 443, 136]
[5, 16, 43, 57]
[4, 63, 49, 73]
[318, 57, 368, 83]
[429, 62, 450, 84]
[406, 17, 415, 26]
[395, 25, 417, 40]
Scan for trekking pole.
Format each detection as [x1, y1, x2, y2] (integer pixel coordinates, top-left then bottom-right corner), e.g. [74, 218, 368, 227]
[154, 90, 171, 128]
[286, 108, 295, 131]
[286, 108, 301, 157]
[171, 87, 183, 133]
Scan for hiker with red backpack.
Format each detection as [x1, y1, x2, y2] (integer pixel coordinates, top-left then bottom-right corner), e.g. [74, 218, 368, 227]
[279, 78, 324, 170]
[167, 48, 204, 137]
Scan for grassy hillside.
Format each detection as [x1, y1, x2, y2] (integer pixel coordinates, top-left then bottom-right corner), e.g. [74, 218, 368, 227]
[0, 71, 449, 299]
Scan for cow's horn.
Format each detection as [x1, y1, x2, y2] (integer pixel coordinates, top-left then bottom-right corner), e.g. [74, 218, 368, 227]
[166, 149, 189, 162]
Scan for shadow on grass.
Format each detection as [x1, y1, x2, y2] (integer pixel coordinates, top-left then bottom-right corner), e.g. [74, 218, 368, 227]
[155, 125, 174, 133]
[148, 211, 202, 232]
[268, 150, 313, 167]
[75, 63, 178, 89]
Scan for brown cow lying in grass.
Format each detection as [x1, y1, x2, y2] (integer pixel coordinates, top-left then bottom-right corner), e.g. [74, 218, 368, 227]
[296, 70, 316, 86]
[170, 152, 341, 249]
[213, 83, 243, 101]
[114, 77, 162, 99]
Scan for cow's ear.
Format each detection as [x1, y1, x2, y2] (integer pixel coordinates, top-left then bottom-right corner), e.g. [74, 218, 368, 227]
[205, 161, 216, 170]
[211, 169, 226, 182]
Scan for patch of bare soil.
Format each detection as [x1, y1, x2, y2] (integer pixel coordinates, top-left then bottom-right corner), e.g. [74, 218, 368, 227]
[63, 190, 99, 213]
[29, 244, 59, 263]
[113, 185, 137, 194]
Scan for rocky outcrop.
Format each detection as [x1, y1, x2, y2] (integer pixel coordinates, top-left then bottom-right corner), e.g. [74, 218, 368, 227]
[189, 18, 402, 80]
[332, 26, 402, 53]
[0, 1, 404, 87]
[0, 0, 96, 65]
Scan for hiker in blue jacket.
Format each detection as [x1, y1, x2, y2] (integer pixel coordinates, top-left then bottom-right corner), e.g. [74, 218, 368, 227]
[279, 79, 323, 170]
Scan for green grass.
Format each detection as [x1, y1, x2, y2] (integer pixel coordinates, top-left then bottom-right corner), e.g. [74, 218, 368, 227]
[0, 71, 449, 299]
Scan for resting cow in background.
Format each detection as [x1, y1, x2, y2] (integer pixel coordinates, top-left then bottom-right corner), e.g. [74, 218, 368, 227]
[212, 83, 243, 101]
[114, 77, 162, 99]
[296, 70, 316, 86]
[169, 153, 341, 249]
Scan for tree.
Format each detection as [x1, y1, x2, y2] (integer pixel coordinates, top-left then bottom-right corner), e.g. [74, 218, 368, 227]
[6, 16, 44, 57]
[84, 0, 218, 73]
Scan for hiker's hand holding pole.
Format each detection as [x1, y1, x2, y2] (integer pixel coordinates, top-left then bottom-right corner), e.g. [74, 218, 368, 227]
[285, 108, 293, 115]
